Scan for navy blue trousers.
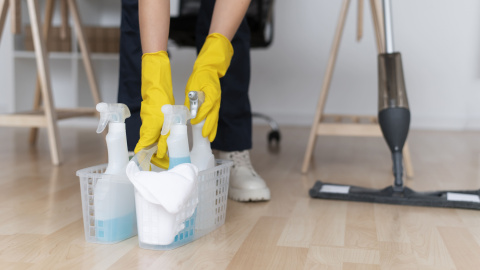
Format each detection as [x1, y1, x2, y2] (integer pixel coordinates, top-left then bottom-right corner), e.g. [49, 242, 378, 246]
[118, 0, 252, 152]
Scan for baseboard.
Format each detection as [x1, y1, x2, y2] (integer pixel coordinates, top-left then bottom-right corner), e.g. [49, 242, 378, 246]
[54, 113, 480, 131]
[0, 103, 8, 114]
[253, 112, 480, 131]
[410, 116, 468, 130]
[464, 118, 480, 130]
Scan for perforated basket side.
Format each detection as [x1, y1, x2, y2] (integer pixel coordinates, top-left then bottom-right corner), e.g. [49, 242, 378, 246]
[136, 190, 198, 250]
[136, 159, 232, 250]
[195, 160, 232, 237]
[77, 164, 138, 244]
[76, 164, 107, 243]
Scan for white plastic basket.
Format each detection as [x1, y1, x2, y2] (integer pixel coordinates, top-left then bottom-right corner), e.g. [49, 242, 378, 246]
[130, 146, 232, 250]
[76, 165, 137, 244]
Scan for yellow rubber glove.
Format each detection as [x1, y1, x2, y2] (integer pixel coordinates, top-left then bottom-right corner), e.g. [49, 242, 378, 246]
[184, 33, 234, 142]
[134, 51, 175, 169]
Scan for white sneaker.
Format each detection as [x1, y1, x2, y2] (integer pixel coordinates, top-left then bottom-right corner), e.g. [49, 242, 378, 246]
[217, 150, 271, 202]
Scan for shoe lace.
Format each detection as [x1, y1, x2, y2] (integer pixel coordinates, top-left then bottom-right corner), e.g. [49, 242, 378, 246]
[228, 151, 258, 177]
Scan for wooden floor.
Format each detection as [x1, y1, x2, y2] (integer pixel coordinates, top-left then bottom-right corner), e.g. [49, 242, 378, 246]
[2, 124, 480, 269]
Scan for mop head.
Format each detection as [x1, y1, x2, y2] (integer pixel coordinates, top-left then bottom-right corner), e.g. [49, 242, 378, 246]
[310, 181, 480, 210]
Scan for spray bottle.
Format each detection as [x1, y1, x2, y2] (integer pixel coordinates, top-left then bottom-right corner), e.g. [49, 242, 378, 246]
[188, 91, 215, 171]
[94, 102, 137, 243]
[161, 105, 192, 169]
[96, 103, 130, 174]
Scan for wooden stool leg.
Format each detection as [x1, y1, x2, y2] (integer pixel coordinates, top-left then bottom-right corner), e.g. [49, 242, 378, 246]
[301, 0, 351, 174]
[369, 0, 385, 53]
[356, 0, 363, 41]
[403, 142, 414, 178]
[60, 0, 68, 39]
[30, 0, 56, 145]
[0, 0, 9, 40]
[27, 0, 62, 165]
[9, 0, 20, 33]
[67, 0, 101, 105]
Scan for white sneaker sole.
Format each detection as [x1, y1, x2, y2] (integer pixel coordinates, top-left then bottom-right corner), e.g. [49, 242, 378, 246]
[228, 187, 271, 202]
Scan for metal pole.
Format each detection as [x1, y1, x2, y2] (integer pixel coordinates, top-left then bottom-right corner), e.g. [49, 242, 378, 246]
[382, 0, 394, 53]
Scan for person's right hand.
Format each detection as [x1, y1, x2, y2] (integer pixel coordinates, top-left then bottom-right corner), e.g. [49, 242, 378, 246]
[184, 33, 233, 142]
[134, 51, 175, 169]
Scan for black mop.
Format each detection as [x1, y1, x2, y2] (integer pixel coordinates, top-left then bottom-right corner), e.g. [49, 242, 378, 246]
[309, 0, 480, 210]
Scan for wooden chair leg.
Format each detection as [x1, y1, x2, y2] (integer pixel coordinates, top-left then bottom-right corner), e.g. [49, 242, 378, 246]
[27, 0, 62, 165]
[9, 0, 20, 34]
[301, 0, 351, 174]
[67, 0, 101, 105]
[0, 0, 9, 41]
[60, 0, 68, 39]
[29, 82, 42, 144]
[356, 0, 363, 41]
[369, 0, 385, 53]
[30, 0, 56, 145]
[403, 142, 414, 178]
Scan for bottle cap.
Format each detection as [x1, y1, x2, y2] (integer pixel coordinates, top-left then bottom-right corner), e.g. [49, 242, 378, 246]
[96, 102, 131, 133]
[161, 105, 191, 136]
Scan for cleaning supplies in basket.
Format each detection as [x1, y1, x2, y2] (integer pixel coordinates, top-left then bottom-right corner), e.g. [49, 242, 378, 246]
[161, 105, 192, 169]
[94, 102, 137, 243]
[188, 91, 215, 171]
[126, 145, 199, 245]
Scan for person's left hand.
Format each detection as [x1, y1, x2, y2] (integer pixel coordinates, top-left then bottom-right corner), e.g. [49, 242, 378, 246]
[184, 33, 233, 142]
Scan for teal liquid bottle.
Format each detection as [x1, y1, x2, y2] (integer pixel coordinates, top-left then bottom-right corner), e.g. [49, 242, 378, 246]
[161, 104, 196, 244]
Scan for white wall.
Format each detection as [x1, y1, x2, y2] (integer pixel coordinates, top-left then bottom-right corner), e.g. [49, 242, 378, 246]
[247, 0, 480, 129]
[166, 0, 480, 130]
[0, 15, 14, 114]
[2, 0, 480, 130]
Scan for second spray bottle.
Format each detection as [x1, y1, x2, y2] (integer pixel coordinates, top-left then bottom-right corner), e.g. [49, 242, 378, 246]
[160, 91, 215, 171]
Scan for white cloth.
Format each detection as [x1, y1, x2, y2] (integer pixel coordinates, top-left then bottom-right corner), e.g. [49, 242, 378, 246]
[126, 161, 199, 245]
[126, 162, 198, 214]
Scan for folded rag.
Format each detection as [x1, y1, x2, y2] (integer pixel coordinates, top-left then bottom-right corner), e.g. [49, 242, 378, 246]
[126, 162, 198, 214]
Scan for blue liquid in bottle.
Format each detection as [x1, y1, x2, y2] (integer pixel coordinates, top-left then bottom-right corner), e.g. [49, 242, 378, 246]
[169, 156, 191, 169]
[166, 155, 195, 245]
[96, 212, 137, 243]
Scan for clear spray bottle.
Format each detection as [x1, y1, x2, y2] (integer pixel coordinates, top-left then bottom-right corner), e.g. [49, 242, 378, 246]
[161, 105, 192, 169]
[94, 102, 137, 243]
[96, 103, 131, 175]
[188, 91, 215, 171]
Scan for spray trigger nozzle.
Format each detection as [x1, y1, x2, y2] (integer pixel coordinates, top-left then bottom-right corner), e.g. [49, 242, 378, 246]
[161, 105, 191, 136]
[188, 91, 205, 119]
[96, 102, 131, 133]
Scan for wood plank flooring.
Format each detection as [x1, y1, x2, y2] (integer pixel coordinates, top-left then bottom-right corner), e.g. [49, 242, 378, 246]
[1, 124, 480, 269]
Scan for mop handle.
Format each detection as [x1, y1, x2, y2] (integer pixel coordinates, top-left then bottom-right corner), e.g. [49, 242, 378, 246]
[382, 0, 394, 53]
